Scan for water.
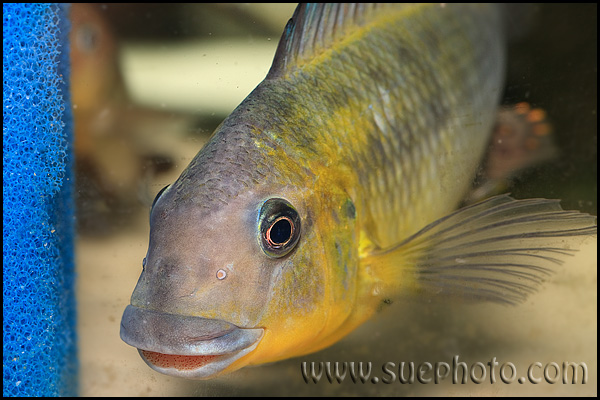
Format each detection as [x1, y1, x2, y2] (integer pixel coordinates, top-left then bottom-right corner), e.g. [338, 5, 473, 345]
[74, 4, 596, 396]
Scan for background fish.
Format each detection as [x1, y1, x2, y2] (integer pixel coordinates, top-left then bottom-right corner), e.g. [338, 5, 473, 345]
[70, 3, 200, 235]
[120, 3, 596, 380]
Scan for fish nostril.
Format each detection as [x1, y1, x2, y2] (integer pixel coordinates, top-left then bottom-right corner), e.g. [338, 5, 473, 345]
[216, 269, 227, 280]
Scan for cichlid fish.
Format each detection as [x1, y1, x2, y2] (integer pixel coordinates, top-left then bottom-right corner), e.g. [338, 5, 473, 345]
[120, 3, 596, 379]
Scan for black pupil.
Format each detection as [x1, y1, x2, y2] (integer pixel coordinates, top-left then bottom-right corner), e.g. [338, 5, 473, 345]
[270, 218, 292, 245]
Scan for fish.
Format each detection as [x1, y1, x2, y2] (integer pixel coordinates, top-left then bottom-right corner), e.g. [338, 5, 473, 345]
[70, 3, 193, 234]
[120, 3, 597, 379]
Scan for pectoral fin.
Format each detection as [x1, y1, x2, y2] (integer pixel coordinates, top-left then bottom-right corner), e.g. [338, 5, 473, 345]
[365, 194, 597, 304]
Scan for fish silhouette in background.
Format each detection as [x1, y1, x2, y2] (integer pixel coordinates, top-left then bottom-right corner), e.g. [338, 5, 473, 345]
[70, 3, 194, 234]
[120, 4, 596, 379]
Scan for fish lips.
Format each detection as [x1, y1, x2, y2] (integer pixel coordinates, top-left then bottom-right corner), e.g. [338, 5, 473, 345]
[120, 305, 264, 379]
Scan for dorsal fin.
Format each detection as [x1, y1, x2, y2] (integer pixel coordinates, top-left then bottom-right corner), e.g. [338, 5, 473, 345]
[266, 3, 393, 79]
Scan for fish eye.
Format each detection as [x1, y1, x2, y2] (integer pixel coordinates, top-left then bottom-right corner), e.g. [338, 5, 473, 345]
[75, 24, 99, 54]
[258, 198, 301, 258]
[151, 184, 170, 209]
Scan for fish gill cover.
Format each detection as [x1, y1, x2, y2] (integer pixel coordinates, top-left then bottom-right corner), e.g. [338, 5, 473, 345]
[3, 3, 77, 396]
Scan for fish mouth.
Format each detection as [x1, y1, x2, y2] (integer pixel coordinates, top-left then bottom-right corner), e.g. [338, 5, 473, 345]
[120, 305, 264, 379]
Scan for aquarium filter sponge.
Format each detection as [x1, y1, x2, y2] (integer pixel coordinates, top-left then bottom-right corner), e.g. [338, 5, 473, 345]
[3, 3, 77, 396]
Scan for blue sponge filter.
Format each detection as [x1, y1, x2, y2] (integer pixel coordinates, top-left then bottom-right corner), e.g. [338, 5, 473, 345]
[3, 3, 77, 396]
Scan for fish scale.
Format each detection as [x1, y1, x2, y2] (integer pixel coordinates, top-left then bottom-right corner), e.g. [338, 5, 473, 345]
[293, 4, 504, 247]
